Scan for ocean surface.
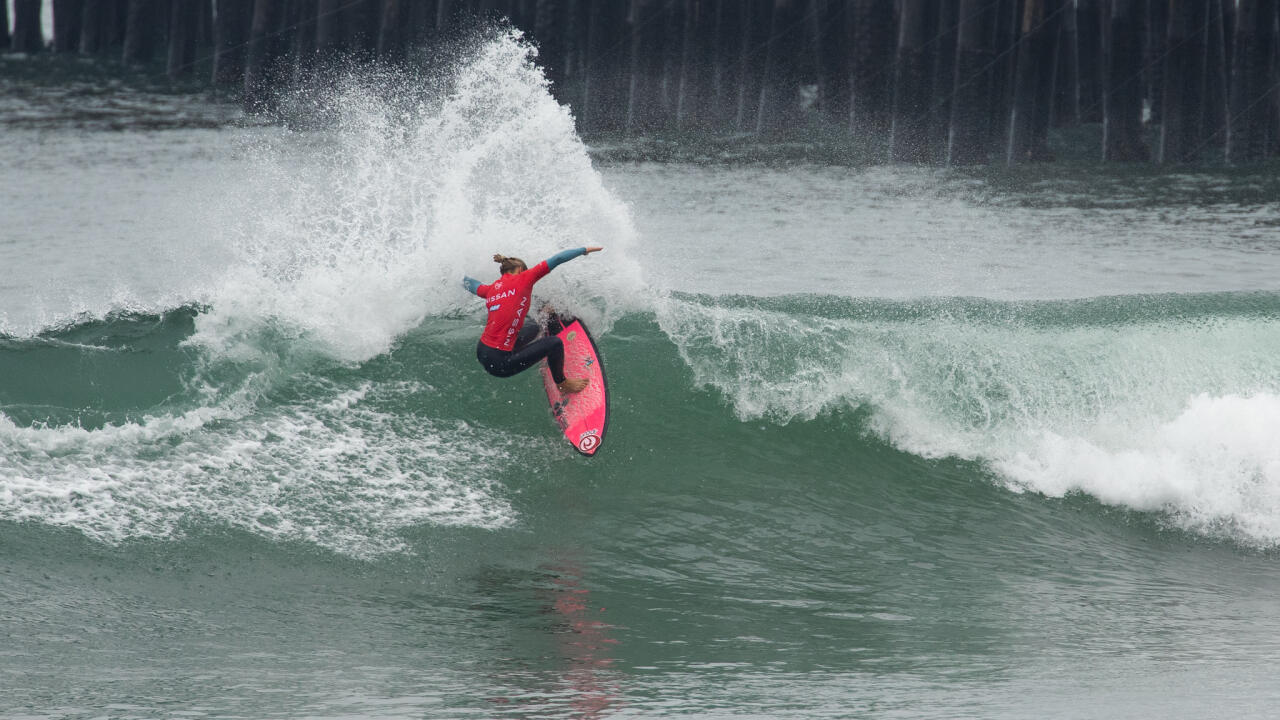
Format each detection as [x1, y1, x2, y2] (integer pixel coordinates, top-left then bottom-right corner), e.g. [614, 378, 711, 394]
[3, 33, 1280, 719]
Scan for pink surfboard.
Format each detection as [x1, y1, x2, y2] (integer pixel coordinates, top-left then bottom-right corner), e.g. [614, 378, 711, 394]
[540, 318, 609, 456]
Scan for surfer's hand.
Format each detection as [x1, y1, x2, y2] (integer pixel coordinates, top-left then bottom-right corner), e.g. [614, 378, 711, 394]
[584, 246, 603, 254]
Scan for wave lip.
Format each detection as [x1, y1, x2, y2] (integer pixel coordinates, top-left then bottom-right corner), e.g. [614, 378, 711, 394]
[656, 291, 1280, 546]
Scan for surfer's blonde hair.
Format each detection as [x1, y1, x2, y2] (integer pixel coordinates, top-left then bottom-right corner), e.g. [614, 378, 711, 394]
[494, 254, 527, 274]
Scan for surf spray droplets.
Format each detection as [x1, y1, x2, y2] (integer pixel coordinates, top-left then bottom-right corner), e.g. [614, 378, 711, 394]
[197, 29, 643, 365]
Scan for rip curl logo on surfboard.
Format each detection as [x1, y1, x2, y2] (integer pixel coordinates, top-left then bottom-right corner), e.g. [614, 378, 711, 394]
[577, 431, 600, 453]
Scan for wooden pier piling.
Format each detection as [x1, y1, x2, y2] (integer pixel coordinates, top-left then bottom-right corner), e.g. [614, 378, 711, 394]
[7, 0, 1280, 166]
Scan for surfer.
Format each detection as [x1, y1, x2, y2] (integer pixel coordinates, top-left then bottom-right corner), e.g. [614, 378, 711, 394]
[463, 246, 603, 394]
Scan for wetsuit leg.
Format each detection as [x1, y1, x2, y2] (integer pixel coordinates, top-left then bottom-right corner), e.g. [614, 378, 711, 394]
[476, 337, 566, 384]
[512, 321, 541, 351]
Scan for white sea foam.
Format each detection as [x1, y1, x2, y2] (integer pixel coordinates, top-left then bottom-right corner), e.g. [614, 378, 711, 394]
[0, 380, 518, 557]
[657, 295, 1280, 545]
[998, 393, 1280, 542]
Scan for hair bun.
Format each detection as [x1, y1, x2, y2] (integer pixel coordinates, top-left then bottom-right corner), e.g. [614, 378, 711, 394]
[493, 254, 505, 263]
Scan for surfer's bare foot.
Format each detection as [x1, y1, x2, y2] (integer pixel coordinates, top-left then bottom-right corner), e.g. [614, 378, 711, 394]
[558, 377, 589, 394]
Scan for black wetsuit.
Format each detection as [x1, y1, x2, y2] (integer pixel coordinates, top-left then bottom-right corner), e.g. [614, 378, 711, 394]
[475, 320, 566, 383]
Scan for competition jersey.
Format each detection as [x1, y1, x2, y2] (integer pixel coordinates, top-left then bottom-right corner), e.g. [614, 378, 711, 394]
[474, 261, 550, 351]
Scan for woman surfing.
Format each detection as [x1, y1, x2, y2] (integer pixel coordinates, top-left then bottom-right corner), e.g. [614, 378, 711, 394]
[462, 246, 603, 393]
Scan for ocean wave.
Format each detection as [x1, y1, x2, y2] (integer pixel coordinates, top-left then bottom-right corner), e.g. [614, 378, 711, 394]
[656, 291, 1280, 545]
[2, 292, 1278, 551]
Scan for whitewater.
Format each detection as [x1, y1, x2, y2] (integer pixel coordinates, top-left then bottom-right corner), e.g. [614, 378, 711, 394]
[3, 29, 1280, 720]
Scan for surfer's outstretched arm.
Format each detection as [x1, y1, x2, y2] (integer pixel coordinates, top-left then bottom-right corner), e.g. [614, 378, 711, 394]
[545, 246, 604, 271]
[463, 247, 599, 294]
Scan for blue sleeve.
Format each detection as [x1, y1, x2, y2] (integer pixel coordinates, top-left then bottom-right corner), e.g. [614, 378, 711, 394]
[462, 276, 482, 295]
[545, 247, 587, 271]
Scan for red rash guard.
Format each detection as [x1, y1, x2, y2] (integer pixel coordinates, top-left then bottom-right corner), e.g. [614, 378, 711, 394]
[474, 261, 550, 351]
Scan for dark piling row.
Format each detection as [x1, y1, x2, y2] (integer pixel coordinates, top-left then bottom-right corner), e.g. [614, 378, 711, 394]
[6, 0, 1280, 165]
